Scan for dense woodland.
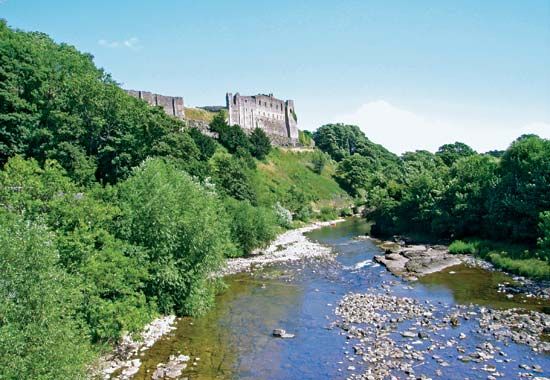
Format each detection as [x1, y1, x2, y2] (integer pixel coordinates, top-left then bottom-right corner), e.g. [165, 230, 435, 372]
[0, 21, 549, 379]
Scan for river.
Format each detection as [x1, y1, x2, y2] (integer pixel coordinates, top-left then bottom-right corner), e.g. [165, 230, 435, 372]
[133, 218, 549, 379]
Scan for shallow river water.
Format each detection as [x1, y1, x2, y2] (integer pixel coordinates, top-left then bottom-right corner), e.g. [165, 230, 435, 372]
[134, 218, 549, 379]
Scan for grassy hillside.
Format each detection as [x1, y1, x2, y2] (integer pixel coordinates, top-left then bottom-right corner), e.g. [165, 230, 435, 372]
[185, 107, 217, 122]
[255, 148, 350, 209]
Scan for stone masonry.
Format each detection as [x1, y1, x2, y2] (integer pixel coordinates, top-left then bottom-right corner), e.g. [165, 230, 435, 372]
[226, 93, 299, 145]
[126, 90, 184, 119]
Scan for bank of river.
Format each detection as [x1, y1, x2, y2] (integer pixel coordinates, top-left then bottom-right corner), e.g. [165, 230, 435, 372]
[121, 218, 549, 379]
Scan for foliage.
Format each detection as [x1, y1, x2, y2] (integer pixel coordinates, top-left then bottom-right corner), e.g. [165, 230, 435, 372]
[318, 206, 339, 221]
[537, 211, 550, 260]
[209, 113, 251, 154]
[0, 21, 201, 184]
[298, 130, 314, 147]
[249, 128, 272, 160]
[435, 142, 476, 166]
[273, 202, 293, 228]
[0, 212, 92, 379]
[448, 240, 477, 255]
[311, 150, 328, 174]
[211, 153, 257, 203]
[116, 158, 235, 315]
[224, 199, 277, 256]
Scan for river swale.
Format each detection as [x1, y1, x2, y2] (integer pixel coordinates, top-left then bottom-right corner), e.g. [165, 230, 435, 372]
[131, 218, 549, 379]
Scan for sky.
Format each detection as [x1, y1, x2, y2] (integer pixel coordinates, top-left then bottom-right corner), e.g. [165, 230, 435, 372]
[2, 0, 549, 154]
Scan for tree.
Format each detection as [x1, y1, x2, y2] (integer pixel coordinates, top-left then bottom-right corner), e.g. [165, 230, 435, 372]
[488, 135, 550, 242]
[211, 154, 257, 203]
[436, 142, 476, 166]
[249, 128, 272, 160]
[116, 158, 236, 315]
[0, 212, 92, 379]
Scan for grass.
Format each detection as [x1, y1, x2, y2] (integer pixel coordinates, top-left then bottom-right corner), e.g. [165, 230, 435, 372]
[184, 107, 217, 122]
[448, 238, 550, 280]
[255, 148, 350, 210]
[448, 240, 477, 254]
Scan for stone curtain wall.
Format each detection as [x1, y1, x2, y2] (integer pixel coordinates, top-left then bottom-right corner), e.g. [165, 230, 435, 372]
[226, 93, 299, 145]
[126, 90, 185, 119]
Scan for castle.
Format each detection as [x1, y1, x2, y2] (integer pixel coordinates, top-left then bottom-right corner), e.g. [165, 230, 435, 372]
[125, 90, 185, 119]
[126, 89, 298, 145]
[226, 93, 299, 145]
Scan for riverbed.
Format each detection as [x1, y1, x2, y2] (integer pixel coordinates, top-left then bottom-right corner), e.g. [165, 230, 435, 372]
[132, 218, 549, 379]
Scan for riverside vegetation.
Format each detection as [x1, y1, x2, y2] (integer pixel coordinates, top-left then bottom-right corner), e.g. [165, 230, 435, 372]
[0, 22, 348, 379]
[0, 20, 549, 379]
[313, 123, 550, 279]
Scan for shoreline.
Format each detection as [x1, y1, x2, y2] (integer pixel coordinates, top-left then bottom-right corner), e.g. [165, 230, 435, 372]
[370, 237, 550, 300]
[218, 218, 345, 276]
[96, 218, 344, 379]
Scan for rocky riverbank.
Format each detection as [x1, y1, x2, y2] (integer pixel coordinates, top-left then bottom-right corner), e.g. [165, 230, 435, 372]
[92, 315, 178, 379]
[335, 289, 550, 379]
[371, 238, 550, 301]
[218, 219, 345, 276]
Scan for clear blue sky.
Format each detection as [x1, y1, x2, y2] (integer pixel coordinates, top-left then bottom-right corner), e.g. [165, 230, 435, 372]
[2, 0, 549, 152]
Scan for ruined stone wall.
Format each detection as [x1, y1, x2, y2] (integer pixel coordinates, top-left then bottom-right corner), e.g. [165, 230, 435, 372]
[226, 93, 299, 145]
[126, 90, 185, 119]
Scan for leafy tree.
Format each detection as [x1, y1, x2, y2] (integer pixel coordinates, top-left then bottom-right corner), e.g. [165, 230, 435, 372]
[116, 158, 236, 315]
[436, 142, 476, 166]
[488, 135, 550, 242]
[538, 211, 550, 261]
[0, 212, 92, 379]
[249, 128, 272, 160]
[211, 154, 257, 203]
[209, 113, 251, 154]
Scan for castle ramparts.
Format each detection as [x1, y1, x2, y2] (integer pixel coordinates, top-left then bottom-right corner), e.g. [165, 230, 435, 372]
[126, 90, 184, 119]
[125, 89, 299, 146]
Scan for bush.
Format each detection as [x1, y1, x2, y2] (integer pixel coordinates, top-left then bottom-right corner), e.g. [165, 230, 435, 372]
[537, 211, 550, 261]
[340, 207, 353, 217]
[448, 240, 477, 255]
[274, 202, 293, 229]
[311, 150, 328, 174]
[224, 199, 277, 256]
[318, 206, 338, 221]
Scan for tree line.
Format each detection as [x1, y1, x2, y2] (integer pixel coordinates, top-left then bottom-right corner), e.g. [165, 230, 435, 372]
[314, 124, 550, 278]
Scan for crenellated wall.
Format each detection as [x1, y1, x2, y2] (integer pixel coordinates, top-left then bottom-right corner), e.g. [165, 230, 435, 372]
[126, 90, 185, 119]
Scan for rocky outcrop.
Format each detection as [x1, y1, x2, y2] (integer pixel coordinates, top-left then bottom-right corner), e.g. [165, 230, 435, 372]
[374, 243, 461, 280]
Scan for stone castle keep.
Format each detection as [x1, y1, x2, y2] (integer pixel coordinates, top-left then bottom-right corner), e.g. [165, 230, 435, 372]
[226, 93, 299, 145]
[126, 89, 299, 145]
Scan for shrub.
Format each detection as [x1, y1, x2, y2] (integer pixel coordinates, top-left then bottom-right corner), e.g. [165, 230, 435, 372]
[311, 150, 328, 174]
[318, 206, 338, 221]
[448, 240, 477, 255]
[340, 207, 353, 217]
[274, 202, 293, 229]
[537, 211, 550, 261]
[224, 199, 277, 256]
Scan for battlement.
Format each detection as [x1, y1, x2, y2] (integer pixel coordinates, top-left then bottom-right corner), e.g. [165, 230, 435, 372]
[126, 90, 185, 119]
[226, 92, 299, 145]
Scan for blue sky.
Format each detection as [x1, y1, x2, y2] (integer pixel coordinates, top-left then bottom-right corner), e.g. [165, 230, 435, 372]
[2, 0, 549, 153]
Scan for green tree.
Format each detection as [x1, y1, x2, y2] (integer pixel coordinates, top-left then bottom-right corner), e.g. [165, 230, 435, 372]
[311, 150, 328, 174]
[117, 158, 236, 315]
[211, 154, 257, 203]
[436, 142, 477, 166]
[249, 128, 272, 160]
[0, 212, 92, 379]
